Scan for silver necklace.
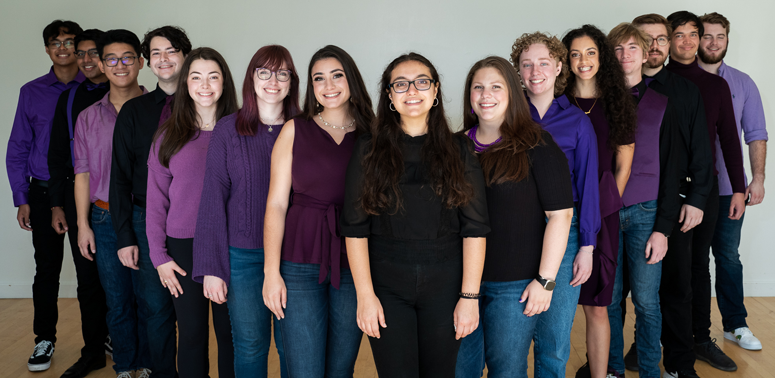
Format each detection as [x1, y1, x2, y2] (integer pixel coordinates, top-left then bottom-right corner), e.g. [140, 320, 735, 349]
[317, 113, 354, 130]
[260, 114, 284, 132]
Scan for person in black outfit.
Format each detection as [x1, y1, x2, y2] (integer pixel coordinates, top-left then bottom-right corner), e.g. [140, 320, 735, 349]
[341, 53, 490, 378]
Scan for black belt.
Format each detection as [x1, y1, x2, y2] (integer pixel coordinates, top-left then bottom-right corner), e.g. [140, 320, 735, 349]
[30, 178, 49, 188]
[132, 197, 146, 208]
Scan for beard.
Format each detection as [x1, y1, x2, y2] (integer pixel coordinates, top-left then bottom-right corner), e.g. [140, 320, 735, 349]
[698, 46, 727, 64]
[646, 50, 667, 68]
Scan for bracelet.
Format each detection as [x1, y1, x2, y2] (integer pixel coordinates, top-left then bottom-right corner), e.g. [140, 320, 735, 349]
[50, 206, 63, 211]
[459, 292, 481, 299]
[580, 249, 593, 255]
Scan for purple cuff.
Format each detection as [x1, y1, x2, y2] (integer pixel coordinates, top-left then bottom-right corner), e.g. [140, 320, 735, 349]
[580, 231, 597, 249]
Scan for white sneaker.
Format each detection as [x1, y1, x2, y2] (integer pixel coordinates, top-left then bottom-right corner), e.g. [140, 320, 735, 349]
[725, 327, 762, 350]
[663, 371, 678, 378]
[136, 368, 152, 378]
[116, 372, 133, 378]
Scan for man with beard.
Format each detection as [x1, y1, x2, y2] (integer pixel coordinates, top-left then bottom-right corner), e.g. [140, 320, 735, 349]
[697, 11, 767, 352]
[632, 13, 714, 378]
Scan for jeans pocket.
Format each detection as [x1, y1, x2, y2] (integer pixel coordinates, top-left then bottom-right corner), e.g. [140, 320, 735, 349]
[637, 200, 658, 212]
[91, 207, 109, 224]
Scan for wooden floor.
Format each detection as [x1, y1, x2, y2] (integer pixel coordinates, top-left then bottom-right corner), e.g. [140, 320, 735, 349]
[1, 297, 773, 378]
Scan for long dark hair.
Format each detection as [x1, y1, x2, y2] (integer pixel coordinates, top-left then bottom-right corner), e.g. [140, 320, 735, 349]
[461, 56, 544, 185]
[299, 45, 373, 136]
[154, 47, 239, 167]
[360, 52, 473, 215]
[236, 45, 300, 136]
[562, 25, 637, 150]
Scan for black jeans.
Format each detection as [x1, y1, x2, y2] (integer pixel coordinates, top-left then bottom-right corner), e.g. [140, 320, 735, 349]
[166, 237, 234, 378]
[29, 181, 108, 357]
[660, 178, 719, 372]
[367, 235, 463, 378]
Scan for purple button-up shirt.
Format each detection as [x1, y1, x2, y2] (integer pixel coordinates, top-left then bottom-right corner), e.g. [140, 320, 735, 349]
[528, 93, 601, 248]
[6, 67, 84, 206]
[74, 88, 147, 203]
[705, 62, 768, 196]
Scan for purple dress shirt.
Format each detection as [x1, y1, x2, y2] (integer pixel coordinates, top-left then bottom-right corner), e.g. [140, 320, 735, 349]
[527, 93, 601, 248]
[6, 67, 84, 206]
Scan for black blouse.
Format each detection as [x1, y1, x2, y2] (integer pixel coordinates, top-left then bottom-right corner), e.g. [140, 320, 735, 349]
[340, 133, 490, 242]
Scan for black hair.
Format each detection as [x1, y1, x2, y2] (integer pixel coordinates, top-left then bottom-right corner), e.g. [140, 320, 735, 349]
[74, 29, 105, 51]
[42, 20, 83, 46]
[96, 29, 142, 59]
[141, 26, 192, 66]
[667, 11, 704, 37]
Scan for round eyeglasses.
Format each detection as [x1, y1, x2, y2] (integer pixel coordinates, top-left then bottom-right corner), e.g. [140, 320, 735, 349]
[256, 68, 292, 82]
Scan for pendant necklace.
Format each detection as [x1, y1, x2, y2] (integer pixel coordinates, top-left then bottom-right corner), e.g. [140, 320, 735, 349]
[261, 114, 284, 132]
[572, 95, 597, 115]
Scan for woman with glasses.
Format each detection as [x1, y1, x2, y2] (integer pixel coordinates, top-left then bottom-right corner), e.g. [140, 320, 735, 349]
[340, 53, 489, 377]
[262, 45, 374, 377]
[191, 45, 299, 378]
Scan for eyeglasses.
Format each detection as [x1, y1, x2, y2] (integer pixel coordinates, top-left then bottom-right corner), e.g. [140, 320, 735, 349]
[256, 68, 292, 82]
[49, 40, 75, 49]
[103, 56, 138, 67]
[76, 49, 99, 58]
[389, 79, 436, 93]
[649, 37, 669, 46]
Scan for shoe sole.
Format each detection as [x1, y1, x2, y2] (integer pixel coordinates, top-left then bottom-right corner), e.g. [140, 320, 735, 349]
[27, 361, 51, 372]
[624, 364, 639, 371]
[694, 353, 738, 372]
[724, 333, 763, 351]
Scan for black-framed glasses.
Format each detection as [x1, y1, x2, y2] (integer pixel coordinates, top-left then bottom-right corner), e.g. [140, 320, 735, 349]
[76, 49, 99, 58]
[49, 40, 75, 49]
[256, 68, 292, 82]
[389, 79, 436, 93]
[103, 56, 137, 67]
[649, 36, 669, 46]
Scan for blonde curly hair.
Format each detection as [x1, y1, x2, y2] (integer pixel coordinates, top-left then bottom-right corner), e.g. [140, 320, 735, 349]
[510, 32, 569, 96]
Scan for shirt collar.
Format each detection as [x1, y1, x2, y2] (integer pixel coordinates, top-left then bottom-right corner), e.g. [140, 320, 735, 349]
[718, 61, 728, 76]
[44, 66, 85, 87]
[646, 66, 669, 85]
[153, 83, 171, 104]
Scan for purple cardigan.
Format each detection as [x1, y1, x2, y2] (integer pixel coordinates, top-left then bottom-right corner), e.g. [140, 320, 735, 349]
[192, 113, 281, 284]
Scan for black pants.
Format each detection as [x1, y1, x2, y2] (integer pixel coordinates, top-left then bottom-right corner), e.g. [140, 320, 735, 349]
[29, 181, 108, 358]
[367, 235, 463, 378]
[166, 237, 234, 378]
[660, 178, 719, 372]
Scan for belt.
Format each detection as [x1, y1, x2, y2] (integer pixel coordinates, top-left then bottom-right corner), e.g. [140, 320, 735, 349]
[132, 197, 146, 208]
[30, 178, 49, 188]
[95, 200, 109, 211]
[292, 193, 344, 289]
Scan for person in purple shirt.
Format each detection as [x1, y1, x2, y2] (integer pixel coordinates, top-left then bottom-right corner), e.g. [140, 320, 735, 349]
[510, 31, 601, 378]
[192, 45, 298, 378]
[72, 29, 150, 378]
[698, 12, 767, 352]
[147, 47, 239, 378]
[5, 19, 84, 372]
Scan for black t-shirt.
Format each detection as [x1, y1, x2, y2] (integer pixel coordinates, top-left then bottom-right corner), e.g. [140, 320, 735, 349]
[482, 131, 574, 282]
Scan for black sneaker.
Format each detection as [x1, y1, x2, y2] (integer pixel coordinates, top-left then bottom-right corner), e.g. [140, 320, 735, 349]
[693, 338, 737, 371]
[624, 341, 638, 371]
[104, 335, 113, 359]
[27, 340, 54, 371]
[575, 361, 592, 378]
[60, 355, 106, 378]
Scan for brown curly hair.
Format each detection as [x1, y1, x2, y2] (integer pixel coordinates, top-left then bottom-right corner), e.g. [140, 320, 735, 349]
[510, 32, 569, 96]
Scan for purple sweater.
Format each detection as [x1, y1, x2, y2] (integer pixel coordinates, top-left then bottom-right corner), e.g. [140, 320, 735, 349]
[192, 113, 281, 284]
[146, 130, 212, 268]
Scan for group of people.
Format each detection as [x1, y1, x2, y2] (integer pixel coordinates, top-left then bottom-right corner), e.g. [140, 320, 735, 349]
[6, 9, 767, 378]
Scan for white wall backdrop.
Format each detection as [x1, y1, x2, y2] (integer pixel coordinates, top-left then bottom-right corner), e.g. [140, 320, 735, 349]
[1, 0, 773, 298]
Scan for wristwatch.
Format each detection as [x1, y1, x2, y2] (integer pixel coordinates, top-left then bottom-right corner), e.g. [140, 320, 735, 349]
[536, 274, 556, 291]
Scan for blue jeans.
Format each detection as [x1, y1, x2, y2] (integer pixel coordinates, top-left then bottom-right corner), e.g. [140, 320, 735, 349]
[711, 195, 748, 332]
[92, 205, 151, 373]
[278, 261, 361, 378]
[607, 200, 662, 378]
[533, 210, 580, 378]
[227, 247, 287, 378]
[457, 279, 537, 378]
[132, 205, 178, 377]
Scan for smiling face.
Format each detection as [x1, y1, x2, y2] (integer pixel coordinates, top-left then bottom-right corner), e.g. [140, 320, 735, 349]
[97, 42, 143, 89]
[637, 23, 670, 68]
[149, 36, 185, 83]
[518, 43, 562, 98]
[254, 65, 291, 107]
[569, 36, 599, 82]
[615, 36, 648, 77]
[388, 60, 438, 120]
[470, 67, 508, 127]
[670, 22, 700, 63]
[187, 59, 223, 109]
[699, 23, 728, 64]
[76, 40, 103, 80]
[45, 32, 77, 67]
[311, 58, 350, 111]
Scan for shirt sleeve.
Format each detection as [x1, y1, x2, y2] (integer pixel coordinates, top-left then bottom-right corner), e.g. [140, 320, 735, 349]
[457, 135, 490, 238]
[72, 111, 90, 175]
[715, 79, 746, 193]
[653, 104, 687, 237]
[741, 76, 768, 144]
[340, 134, 372, 238]
[533, 134, 574, 212]
[682, 86, 713, 211]
[574, 117, 601, 248]
[146, 139, 174, 268]
[48, 90, 71, 208]
[110, 107, 138, 249]
[6, 89, 33, 207]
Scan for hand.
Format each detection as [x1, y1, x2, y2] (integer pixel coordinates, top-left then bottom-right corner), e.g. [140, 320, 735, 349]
[521, 279, 553, 316]
[728, 192, 746, 220]
[356, 292, 386, 339]
[262, 272, 287, 320]
[77, 225, 97, 261]
[51, 207, 68, 234]
[645, 232, 668, 264]
[453, 298, 479, 340]
[203, 275, 228, 304]
[117, 245, 139, 270]
[678, 204, 703, 232]
[157, 261, 187, 298]
[746, 178, 765, 206]
[17, 204, 32, 231]
[570, 246, 593, 287]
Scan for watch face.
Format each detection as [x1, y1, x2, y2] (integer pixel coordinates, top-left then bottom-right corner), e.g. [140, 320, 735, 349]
[545, 280, 556, 291]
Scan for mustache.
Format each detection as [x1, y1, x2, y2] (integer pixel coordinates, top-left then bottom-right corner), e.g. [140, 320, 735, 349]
[648, 49, 663, 55]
